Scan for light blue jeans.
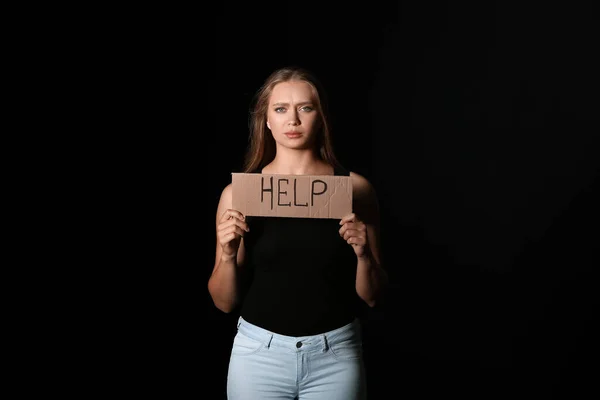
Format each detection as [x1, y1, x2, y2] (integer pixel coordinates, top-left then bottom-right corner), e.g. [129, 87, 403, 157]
[227, 317, 367, 400]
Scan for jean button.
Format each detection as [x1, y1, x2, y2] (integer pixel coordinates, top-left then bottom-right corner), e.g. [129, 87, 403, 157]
[296, 341, 302, 348]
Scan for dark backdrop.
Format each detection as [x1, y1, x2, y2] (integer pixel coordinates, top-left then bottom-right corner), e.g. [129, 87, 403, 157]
[113, 2, 598, 399]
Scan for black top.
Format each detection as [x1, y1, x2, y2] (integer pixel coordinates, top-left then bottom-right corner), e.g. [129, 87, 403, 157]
[239, 166, 362, 336]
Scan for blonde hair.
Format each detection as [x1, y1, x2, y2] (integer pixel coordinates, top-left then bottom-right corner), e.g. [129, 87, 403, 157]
[242, 66, 342, 173]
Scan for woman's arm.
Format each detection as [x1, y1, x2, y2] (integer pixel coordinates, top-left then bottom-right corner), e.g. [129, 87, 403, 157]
[341, 172, 388, 307]
[207, 184, 249, 313]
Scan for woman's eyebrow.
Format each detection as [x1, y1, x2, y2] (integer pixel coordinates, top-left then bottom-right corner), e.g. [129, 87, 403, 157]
[271, 101, 313, 107]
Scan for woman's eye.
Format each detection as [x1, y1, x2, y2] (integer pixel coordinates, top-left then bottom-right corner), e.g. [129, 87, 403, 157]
[301, 106, 313, 112]
[275, 107, 285, 113]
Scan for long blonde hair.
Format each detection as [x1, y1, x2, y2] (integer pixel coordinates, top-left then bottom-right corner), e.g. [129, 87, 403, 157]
[242, 66, 342, 173]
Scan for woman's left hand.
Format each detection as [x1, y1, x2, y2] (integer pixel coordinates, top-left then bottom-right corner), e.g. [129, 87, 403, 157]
[339, 213, 369, 258]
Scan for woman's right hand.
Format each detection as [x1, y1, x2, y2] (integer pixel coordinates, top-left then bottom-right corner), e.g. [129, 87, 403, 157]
[217, 209, 249, 261]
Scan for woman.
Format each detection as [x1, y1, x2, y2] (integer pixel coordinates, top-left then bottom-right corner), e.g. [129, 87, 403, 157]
[208, 66, 388, 399]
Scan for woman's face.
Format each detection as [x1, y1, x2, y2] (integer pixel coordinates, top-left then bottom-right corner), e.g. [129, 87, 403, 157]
[266, 80, 320, 150]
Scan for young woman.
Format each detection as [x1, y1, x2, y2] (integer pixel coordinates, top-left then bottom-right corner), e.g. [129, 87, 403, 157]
[208, 66, 388, 399]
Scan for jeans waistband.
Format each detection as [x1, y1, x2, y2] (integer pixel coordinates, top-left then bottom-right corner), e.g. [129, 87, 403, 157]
[236, 317, 362, 353]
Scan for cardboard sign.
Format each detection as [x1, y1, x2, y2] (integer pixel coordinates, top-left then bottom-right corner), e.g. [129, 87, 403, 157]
[232, 173, 352, 219]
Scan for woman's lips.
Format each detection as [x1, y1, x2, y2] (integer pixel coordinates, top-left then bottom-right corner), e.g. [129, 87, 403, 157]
[285, 131, 302, 138]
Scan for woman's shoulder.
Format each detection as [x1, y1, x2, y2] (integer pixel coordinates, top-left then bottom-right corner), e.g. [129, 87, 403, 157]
[349, 171, 375, 194]
[220, 182, 233, 196]
[216, 182, 233, 211]
[349, 171, 379, 223]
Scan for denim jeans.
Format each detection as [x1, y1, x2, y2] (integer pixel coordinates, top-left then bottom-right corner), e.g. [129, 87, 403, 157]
[227, 317, 367, 400]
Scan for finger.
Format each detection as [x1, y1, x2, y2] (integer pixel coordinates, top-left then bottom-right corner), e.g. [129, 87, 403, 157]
[226, 225, 247, 238]
[347, 236, 366, 245]
[220, 209, 245, 223]
[342, 229, 354, 240]
[338, 222, 355, 235]
[339, 222, 364, 236]
[220, 225, 246, 241]
[339, 213, 356, 225]
[222, 232, 239, 244]
[343, 230, 364, 241]
[218, 216, 250, 233]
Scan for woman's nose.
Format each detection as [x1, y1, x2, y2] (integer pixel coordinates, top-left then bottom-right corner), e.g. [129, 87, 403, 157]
[288, 112, 299, 125]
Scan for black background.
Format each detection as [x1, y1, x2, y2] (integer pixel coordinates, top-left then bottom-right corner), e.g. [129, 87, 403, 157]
[94, 2, 599, 399]
[202, 2, 599, 399]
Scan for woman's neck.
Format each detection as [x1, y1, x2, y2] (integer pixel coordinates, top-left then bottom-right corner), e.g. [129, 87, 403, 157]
[263, 148, 332, 175]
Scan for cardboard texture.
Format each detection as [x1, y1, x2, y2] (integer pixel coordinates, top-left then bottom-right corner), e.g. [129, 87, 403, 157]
[232, 173, 352, 219]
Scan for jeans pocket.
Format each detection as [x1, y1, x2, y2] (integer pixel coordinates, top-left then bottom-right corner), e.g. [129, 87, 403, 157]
[231, 331, 265, 356]
[329, 339, 363, 361]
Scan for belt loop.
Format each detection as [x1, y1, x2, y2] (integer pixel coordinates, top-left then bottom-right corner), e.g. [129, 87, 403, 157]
[266, 334, 273, 349]
[322, 335, 329, 352]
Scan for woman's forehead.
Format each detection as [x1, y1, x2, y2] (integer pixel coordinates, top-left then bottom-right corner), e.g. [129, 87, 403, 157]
[270, 81, 315, 103]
